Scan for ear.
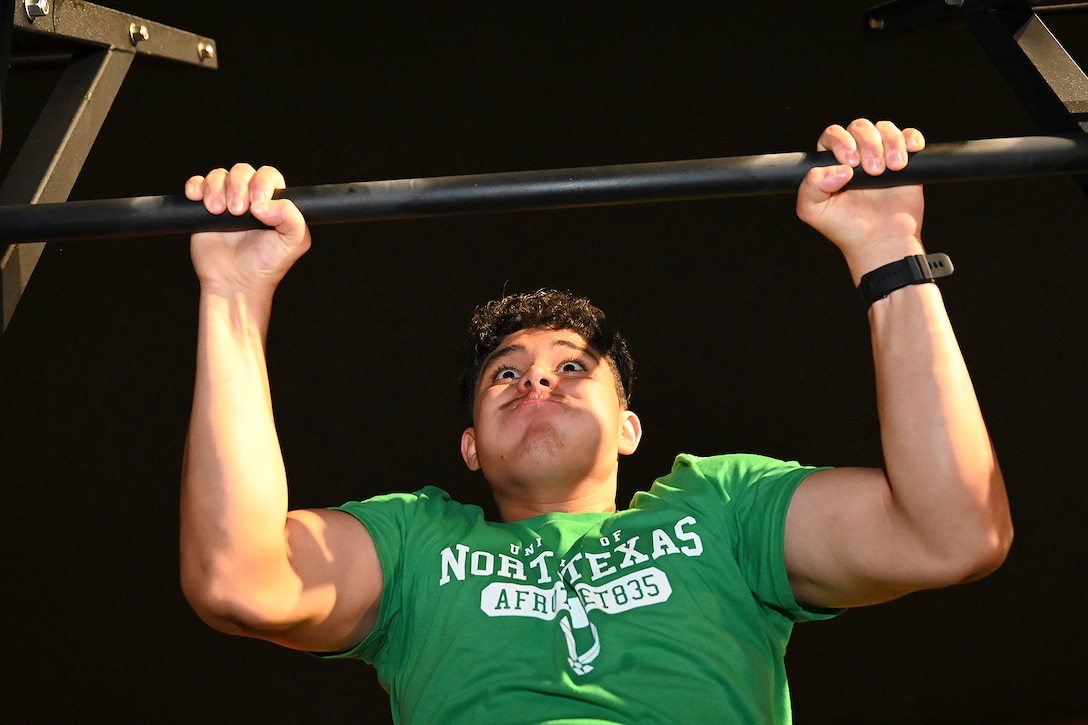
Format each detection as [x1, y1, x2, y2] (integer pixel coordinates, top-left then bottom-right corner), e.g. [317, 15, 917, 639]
[618, 410, 642, 456]
[460, 427, 481, 471]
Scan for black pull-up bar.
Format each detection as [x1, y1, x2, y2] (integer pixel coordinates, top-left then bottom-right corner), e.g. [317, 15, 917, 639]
[1, 134, 1087, 244]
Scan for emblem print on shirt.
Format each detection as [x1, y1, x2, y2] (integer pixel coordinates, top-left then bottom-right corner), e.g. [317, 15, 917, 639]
[439, 515, 704, 675]
[560, 589, 599, 674]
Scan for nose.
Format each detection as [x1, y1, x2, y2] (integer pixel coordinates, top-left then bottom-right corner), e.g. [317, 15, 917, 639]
[523, 365, 555, 390]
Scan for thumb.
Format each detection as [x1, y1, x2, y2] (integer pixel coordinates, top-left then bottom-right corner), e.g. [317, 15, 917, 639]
[250, 198, 307, 240]
[806, 163, 853, 196]
[797, 164, 852, 224]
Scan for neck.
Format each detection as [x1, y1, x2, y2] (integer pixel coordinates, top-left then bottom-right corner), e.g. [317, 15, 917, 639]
[492, 480, 618, 522]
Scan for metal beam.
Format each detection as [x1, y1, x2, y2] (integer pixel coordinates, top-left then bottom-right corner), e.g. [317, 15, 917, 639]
[863, 0, 1087, 35]
[12, 0, 217, 69]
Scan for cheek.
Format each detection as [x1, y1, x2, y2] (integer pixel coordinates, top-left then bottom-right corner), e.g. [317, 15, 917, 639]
[472, 397, 507, 437]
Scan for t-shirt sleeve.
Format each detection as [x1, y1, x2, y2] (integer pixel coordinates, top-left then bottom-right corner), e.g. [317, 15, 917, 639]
[655, 453, 842, 622]
[315, 486, 455, 664]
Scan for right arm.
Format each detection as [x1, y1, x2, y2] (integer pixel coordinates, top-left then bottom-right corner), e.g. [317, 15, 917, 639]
[180, 164, 381, 652]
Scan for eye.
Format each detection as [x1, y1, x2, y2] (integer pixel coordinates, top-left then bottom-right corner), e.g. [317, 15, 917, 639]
[492, 366, 521, 381]
[558, 359, 587, 373]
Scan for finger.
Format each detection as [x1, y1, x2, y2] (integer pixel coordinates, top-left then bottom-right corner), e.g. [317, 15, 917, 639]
[250, 165, 287, 204]
[184, 175, 206, 201]
[224, 163, 257, 216]
[200, 168, 229, 215]
[875, 120, 909, 172]
[846, 118, 886, 176]
[801, 163, 854, 201]
[816, 123, 861, 168]
[904, 127, 926, 154]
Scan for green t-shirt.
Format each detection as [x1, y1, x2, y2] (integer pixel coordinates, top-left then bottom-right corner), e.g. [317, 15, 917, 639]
[327, 453, 838, 724]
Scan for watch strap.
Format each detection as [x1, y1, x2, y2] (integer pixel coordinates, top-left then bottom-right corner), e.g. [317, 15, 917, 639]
[857, 253, 953, 307]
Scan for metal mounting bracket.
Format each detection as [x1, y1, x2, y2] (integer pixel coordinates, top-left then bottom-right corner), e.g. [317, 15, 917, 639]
[0, 0, 217, 335]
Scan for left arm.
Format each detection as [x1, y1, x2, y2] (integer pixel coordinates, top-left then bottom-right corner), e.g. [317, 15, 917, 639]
[785, 120, 1013, 609]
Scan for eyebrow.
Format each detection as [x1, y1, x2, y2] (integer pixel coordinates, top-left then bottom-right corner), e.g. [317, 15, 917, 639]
[482, 337, 600, 371]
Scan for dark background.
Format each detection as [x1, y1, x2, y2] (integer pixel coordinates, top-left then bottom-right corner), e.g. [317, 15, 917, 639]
[1, 2, 1085, 723]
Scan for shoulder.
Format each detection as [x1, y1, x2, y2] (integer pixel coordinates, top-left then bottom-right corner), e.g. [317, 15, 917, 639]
[336, 486, 483, 520]
[655, 452, 825, 494]
[332, 486, 490, 549]
[629, 453, 829, 522]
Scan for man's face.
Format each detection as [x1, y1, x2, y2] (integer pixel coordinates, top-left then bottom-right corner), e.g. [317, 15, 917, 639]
[460, 327, 641, 490]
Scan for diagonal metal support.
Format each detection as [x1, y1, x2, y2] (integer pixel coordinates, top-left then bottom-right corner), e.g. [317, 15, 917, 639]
[0, 0, 217, 335]
[0, 47, 133, 331]
[965, 8, 1088, 134]
[866, 0, 1088, 194]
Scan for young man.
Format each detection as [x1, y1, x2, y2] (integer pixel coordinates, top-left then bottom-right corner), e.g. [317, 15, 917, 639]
[180, 120, 1012, 722]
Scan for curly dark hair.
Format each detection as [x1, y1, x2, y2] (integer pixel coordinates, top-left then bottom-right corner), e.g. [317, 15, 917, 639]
[460, 289, 635, 408]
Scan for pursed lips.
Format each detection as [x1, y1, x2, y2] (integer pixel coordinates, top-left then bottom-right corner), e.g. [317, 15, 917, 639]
[502, 392, 565, 413]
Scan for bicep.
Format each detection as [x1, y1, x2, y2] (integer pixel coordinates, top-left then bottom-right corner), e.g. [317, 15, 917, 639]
[784, 467, 928, 609]
[265, 508, 383, 653]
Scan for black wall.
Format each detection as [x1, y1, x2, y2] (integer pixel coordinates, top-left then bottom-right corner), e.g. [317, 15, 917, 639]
[1, 3, 1085, 722]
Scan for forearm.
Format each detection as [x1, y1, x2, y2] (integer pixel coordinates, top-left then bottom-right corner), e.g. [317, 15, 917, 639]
[180, 286, 298, 628]
[868, 278, 1011, 580]
[789, 121, 1011, 605]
